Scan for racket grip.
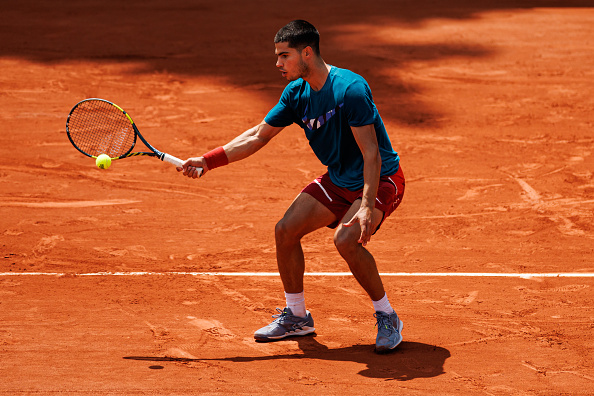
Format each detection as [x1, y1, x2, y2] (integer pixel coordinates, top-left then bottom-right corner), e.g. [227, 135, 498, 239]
[162, 153, 184, 167]
[162, 153, 203, 176]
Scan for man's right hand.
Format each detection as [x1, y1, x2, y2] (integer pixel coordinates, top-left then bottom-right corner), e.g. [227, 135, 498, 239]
[178, 157, 207, 179]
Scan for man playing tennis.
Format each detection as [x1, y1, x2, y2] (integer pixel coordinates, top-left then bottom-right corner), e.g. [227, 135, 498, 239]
[179, 20, 405, 353]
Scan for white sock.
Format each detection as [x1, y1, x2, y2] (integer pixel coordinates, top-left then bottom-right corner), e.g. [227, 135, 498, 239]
[285, 291, 306, 317]
[372, 293, 395, 315]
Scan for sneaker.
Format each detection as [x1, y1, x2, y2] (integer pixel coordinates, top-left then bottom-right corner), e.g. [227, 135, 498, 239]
[374, 311, 403, 353]
[254, 307, 315, 342]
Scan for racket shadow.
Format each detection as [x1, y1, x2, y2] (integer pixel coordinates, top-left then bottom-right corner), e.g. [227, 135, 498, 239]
[124, 337, 450, 382]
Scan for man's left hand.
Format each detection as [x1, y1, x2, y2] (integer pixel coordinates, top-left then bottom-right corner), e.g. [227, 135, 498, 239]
[343, 206, 374, 246]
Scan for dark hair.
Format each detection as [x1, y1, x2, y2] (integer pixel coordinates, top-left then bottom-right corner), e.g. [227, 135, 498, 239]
[274, 20, 320, 56]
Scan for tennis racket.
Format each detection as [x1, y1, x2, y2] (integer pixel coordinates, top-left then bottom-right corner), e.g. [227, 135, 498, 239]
[66, 98, 202, 174]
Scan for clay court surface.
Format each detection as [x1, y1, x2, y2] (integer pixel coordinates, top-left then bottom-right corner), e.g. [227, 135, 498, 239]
[1, 1, 594, 394]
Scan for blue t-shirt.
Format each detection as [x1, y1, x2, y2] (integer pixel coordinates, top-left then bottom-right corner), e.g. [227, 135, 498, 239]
[265, 66, 399, 190]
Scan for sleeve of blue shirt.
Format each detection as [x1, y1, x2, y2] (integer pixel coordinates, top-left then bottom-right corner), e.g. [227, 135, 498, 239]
[343, 81, 376, 127]
[264, 85, 295, 127]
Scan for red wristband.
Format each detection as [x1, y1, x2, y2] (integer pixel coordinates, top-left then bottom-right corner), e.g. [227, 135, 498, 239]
[203, 146, 229, 170]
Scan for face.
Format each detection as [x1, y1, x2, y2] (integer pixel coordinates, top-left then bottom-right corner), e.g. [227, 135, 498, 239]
[275, 41, 309, 81]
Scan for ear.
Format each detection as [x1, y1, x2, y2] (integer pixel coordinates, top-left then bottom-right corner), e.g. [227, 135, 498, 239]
[302, 46, 313, 58]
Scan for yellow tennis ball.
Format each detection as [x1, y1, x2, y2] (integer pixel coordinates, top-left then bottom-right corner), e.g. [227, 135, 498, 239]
[96, 154, 112, 169]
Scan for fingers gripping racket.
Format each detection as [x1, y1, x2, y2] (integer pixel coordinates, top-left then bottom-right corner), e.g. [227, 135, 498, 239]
[66, 98, 202, 174]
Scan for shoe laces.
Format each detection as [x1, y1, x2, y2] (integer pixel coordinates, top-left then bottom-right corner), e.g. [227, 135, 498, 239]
[374, 312, 395, 334]
[271, 307, 290, 322]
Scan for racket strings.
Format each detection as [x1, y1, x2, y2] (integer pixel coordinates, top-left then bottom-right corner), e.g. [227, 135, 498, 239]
[68, 100, 136, 158]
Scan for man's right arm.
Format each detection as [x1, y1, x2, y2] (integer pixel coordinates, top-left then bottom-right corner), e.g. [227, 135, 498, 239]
[179, 121, 285, 179]
[223, 120, 284, 162]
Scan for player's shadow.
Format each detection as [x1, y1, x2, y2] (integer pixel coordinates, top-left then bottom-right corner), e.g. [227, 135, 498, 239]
[124, 336, 450, 381]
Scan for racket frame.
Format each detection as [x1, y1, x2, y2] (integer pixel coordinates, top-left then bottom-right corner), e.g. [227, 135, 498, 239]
[66, 98, 185, 168]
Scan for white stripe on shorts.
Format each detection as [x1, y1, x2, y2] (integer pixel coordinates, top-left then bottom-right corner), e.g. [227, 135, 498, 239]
[388, 177, 398, 196]
[314, 179, 333, 202]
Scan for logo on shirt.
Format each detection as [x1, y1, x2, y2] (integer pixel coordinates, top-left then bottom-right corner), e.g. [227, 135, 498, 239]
[302, 103, 344, 131]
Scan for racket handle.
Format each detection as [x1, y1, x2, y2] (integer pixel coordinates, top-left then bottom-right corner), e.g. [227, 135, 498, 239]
[162, 153, 184, 167]
[162, 153, 203, 176]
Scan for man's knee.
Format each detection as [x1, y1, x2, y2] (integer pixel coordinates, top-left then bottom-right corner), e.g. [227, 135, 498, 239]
[333, 226, 359, 256]
[275, 218, 299, 246]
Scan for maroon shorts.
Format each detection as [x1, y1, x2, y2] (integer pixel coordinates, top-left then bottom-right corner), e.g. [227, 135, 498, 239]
[302, 166, 405, 229]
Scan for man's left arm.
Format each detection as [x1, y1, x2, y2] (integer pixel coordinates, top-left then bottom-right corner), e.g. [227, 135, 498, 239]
[342, 124, 381, 245]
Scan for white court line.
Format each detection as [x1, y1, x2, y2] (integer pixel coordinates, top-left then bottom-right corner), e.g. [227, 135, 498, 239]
[1, 272, 594, 279]
[0, 199, 141, 208]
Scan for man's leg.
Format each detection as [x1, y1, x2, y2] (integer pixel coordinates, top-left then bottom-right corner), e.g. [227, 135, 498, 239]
[333, 199, 403, 352]
[333, 200, 386, 300]
[254, 193, 336, 342]
[275, 192, 337, 293]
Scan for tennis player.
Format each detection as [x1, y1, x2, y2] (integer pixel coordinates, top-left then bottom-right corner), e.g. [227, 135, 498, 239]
[179, 20, 405, 353]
